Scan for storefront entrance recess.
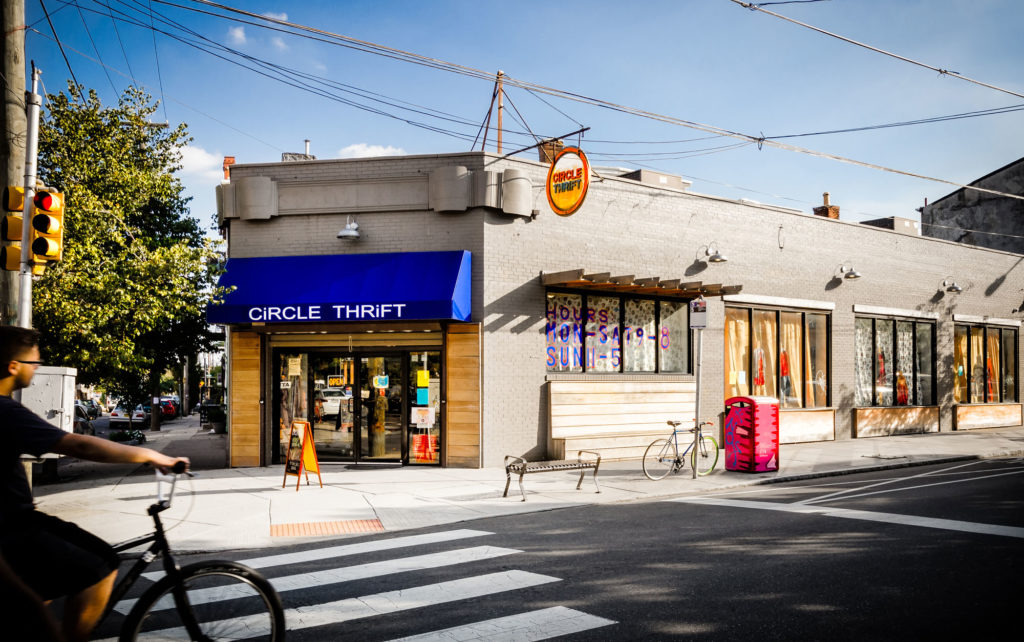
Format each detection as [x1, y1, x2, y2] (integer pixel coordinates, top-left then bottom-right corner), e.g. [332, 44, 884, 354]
[275, 350, 441, 465]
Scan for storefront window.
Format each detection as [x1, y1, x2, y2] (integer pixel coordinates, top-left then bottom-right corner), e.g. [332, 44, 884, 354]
[779, 312, 802, 408]
[409, 351, 442, 464]
[854, 318, 874, 407]
[659, 301, 689, 373]
[623, 299, 655, 372]
[751, 311, 776, 397]
[586, 296, 620, 372]
[955, 323, 1018, 404]
[725, 307, 750, 398]
[546, 293, 583, 372]
[1002, 329, 1017, 403]
[954, 326, 968, 403]
[805, 313, 828, 407]
[727, 306, 828, 407]
[915, 323, 934, 406]
[278, 352, 309, 461]
[856, 317, 936, 407]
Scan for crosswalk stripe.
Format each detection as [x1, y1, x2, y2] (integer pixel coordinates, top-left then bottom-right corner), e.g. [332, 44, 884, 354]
[118, 546, 521, 615]
[388, 606, 616, 641]
[118, 570, 561, 639]
[670, 497, 1024, 539]
[141, 528, 493, 582]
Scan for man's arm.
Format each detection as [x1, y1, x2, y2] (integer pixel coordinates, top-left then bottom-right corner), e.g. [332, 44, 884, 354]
[51, 433, 188, 471]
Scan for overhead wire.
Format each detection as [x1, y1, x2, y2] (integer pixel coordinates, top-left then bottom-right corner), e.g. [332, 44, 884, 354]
[39, 0, 85, 101]
[730, 0, 1024, 101]
[98, 0, 139, 86]
[146, 0, 170, 122]
[146, 0, 1024, 202]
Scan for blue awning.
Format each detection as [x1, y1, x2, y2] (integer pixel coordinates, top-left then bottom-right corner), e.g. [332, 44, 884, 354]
[207, 251, 471, 324]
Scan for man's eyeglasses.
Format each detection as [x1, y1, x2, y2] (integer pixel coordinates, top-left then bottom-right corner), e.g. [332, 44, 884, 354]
[13, 360, 44, 366]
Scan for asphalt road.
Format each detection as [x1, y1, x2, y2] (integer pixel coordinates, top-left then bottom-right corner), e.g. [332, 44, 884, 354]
[93, 458, 1024, 641]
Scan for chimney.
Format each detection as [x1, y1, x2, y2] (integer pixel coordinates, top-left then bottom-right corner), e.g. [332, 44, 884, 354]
[813, 192, 840, 219]
[222, 156, 236, 181]
[538, 138, 564, 163]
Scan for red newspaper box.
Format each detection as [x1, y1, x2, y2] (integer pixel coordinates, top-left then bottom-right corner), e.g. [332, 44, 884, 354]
[724, 396, 779, 472]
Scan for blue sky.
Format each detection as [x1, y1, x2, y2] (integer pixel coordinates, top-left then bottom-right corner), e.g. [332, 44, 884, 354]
[23, 0, 1024, 229]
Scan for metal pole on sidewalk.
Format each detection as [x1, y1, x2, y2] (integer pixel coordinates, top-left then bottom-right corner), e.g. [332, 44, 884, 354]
[16, 65, 40, 328]
[692, 326, 703, 480]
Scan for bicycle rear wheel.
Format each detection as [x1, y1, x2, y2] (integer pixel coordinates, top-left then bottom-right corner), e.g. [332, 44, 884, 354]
[643, 438, 676, 480]
[691, 435, 719, 476]
[120, 561, 284, 641]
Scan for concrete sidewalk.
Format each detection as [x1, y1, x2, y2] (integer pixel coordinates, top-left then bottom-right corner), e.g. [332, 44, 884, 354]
[31, 415, 1024, 553]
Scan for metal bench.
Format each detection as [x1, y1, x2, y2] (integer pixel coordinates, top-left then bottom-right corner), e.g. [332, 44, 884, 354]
[503, 450, 602, 502]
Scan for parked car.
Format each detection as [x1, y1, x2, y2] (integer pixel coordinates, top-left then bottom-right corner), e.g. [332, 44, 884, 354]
[108, 405, 132, 428]
[317, 387, 348, 418]
[159, 399, 177, 418]
[81, 399, 101, 419]
[73, 404, 95, 436]
[132, 404, 152, 425]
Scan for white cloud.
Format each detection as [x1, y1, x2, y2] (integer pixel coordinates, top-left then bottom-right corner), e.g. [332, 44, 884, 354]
[271, 36, 288, 51]
[227, 26, 246, 45]
[337, 143, 406, 159]
[178, 145, 224, 183]
[262, 12, 288, 21]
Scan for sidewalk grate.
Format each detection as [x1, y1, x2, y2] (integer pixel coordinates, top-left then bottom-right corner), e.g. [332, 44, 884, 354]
[270, 519, 384, 537]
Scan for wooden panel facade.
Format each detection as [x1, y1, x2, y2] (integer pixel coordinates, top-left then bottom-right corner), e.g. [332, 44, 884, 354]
[547, 380, 696, 460]
[853, 406, 940, 438]
[779, 409, 836, 444]
[230, 331, 262, 467]
[954, 403, 1023, 430]
[444, 324, 481, 468]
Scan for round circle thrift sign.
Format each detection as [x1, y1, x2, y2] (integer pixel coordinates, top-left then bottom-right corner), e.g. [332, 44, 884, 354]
[546, 147, 590, 216]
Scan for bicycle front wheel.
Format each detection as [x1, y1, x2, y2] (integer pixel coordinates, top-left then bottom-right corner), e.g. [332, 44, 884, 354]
[691, 435, 719, 476]
[120, 561, 285, 642]
[643, 438, 676, 481]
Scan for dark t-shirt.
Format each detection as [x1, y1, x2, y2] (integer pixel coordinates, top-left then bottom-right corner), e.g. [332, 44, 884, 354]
[0, 395, 68, 524]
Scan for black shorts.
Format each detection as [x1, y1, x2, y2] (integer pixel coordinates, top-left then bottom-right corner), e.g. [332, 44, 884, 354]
[0, 511, 119, 601]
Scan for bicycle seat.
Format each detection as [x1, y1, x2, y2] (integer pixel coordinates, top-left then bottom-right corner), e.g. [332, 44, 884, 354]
[666, 420, 682, 427]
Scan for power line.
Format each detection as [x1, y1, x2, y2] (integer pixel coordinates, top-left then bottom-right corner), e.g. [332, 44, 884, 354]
[39, 0, 84, 100]
[74, 1, 117, 94]
[146, 0, 169, 122]
[98, 0, 139, 86]
[152, 0, 1024, 203]
[730, 0, 1024, 101]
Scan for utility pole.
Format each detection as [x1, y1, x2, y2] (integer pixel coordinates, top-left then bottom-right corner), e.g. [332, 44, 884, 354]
[496, 70, 504, 154]
[1, 0, 26, 324]
[17, 65, 40, 329]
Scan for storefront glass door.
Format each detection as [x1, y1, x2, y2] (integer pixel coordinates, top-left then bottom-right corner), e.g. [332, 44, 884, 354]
[274, 348, 441, 465]
[359, 356, 404, 460]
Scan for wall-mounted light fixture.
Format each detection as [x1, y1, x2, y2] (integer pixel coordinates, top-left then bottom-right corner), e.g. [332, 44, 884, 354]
[941, 278, 963, 293]
[838, 265, 862, 280]
[705, 242, 728, 263]
[337, 216, 361, 240]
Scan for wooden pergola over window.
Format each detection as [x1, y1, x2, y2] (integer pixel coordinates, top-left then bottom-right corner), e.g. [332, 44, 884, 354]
[541, 269, 742, 298]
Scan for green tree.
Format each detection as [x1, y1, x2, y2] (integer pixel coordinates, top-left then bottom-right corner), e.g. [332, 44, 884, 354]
[33, 84, 225, 412]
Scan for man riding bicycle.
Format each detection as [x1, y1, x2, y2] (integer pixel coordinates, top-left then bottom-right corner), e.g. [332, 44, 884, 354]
[0, 326, 189, 642]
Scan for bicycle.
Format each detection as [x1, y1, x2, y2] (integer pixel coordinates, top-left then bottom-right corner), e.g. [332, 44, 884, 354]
[642, 420, 720, 480]
[95, 462, 286, 641]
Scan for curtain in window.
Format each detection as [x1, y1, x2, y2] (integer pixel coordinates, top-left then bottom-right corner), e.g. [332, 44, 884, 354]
[1002, 329, 1017, 403]
[724, 308, 749, 399]
[970, 327, 985, 403]
[953, 326, 968, 403]
[986, 330, 1001, 402]
[659, 301, 689, 373]
[895, 321, 914, 405]
[875, 320, 894, 406]
[546, 293, 583, 372]
[805, 313, 828, 407]
[623, 299, 655, 372]
[586, 296, 620, 372]
[915, 323, 934, 406]
[752, 311, 777, 398]
[779, 312, 803, 408]
[854, 318, 874, 406]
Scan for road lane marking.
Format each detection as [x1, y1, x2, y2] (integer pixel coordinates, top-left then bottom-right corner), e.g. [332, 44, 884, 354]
[120, 545, 520, 614]
[671, 497, 1024, 539]
[104, 571, 561, 640]
[140, 528, 493, 581]
[388, 606, 616, 641]
[802, 468, 1024, 504]
[796, 461, 982, 505]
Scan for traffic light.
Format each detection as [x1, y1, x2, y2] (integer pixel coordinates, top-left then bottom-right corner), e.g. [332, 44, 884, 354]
[31, 190, 64, 263]
[2, 186, 24, 271]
